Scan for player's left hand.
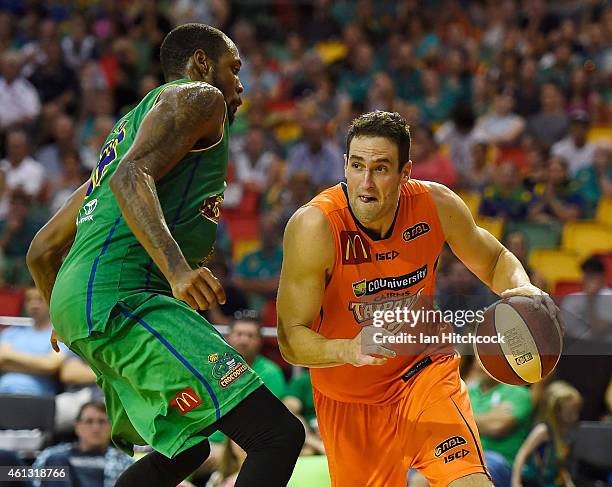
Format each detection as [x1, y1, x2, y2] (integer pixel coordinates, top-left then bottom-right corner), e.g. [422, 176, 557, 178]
[50, 328, 64, 353]
[501, 284, 564, 333]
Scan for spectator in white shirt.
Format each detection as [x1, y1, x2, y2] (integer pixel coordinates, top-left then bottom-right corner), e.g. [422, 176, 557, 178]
[562, 256, 612, 342]
[551, 110, 597, 177]
[472, 89, 525, 147]
[435, 102, 477, 178]
[0, 129, 45, 198]
[0, 51, 41, 131]
[35, 113, 78, 181]
[287, 115, 344, 190]
[230, 128, 280, 192]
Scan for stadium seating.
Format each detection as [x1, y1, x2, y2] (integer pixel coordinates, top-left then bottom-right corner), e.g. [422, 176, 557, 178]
[233, 238, 261, 262]
[570, 421, 612, 484]
[456, 191, 480, 217]
[0, 287, 25, 316]
[504, 221, 562, 250]
[600, 252, 612, 285]
[553, 280, 582, 297]
[475, 217, 504, 240]
[529, 249, 582, 288]
[0, 395, 56, 456]
[595, 197, 612, 225]
[561, 222, 612, 259]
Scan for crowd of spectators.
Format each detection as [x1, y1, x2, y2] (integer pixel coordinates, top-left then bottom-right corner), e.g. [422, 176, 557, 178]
[0, 0, 608, 296]
[0, 1, 610, 486]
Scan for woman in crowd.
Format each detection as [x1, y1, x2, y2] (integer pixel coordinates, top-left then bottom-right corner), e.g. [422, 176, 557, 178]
[512, 381, 583, 487]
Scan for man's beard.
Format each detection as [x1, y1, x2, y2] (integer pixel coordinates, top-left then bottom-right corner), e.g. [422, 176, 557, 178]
[211, 70, 235, 125]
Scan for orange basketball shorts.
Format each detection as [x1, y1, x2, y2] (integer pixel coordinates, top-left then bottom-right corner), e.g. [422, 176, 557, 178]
[313, 355, 491, 487]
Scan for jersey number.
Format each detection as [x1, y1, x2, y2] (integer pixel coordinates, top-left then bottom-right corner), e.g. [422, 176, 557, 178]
[85, 120, 129, 197]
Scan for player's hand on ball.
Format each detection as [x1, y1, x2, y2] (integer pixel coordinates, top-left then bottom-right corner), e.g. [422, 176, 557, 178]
[344, 326, 397, 367]
[170, 266, 226, 311]
[501, 284, 563, 333]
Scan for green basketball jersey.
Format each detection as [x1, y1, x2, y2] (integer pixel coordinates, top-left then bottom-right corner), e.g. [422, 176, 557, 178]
[50, 79, 230, 346]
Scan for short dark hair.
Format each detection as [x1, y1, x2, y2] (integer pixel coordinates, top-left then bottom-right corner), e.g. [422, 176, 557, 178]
[77, 401, 106, 421]
[160, 23, 229, 81]
[581, 256, 605, 275]
[230, 312, 262, 335]
[346, 111, 411, 171]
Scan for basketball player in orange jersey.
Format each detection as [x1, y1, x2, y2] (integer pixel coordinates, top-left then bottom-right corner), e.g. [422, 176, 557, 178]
[276, 111, 560, 487]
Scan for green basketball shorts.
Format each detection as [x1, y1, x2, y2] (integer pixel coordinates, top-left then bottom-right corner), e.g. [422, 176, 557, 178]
[69, 292, 263, 458]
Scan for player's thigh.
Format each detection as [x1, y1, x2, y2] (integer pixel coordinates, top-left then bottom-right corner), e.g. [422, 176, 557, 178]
[313, 389, 406, 487]
[411, 384, 489, 487]
[76, 294, 262, 456]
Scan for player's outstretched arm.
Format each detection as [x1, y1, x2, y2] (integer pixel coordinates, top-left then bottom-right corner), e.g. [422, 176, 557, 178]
[428, 182, 560, 322]
[428, 182, 530, 294]
[109, 83, 226, 310]
[277, 206, 394, 368]
[27, 181, 88, 305]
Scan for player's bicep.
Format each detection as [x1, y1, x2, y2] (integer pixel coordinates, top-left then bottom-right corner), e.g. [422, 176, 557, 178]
[433, 183, 504, 283]
[277, 208, 334, 339]
[277, 249, 326, 329]
[114, 85, 225, 182]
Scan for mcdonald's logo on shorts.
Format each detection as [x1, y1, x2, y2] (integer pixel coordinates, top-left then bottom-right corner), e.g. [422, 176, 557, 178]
[340, 231, 371, 264]
[170, 387, 202, 415]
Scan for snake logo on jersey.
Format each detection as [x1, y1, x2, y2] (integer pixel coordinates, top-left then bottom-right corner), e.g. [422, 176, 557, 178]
[85, 119, 129, 197]
[200, 194, 224, 224]
[211, 352, 249, 388]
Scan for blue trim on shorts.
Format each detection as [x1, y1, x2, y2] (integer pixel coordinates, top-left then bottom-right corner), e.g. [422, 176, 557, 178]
[117, 306, 222, 421]
[86, 217, 122, 333]
[144, 159, 202, 290]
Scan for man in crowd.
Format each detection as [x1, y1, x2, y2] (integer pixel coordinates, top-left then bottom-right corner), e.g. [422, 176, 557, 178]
[562, 255, 612, 342]
[33, 401, 134, 487]
[0, 287, 64, 396]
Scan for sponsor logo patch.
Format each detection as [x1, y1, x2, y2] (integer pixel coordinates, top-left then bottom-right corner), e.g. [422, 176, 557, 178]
[170, 387, 202, 415]
[434, 435, 467, 458]
[376, 250, 399, 261]
[211, 352, 249, 388]
[443, 449, 470, 464]
[200, 195, 224, 224]
[77, 198, 98, 224]
[351, 265, 427, 297]
[515, 352, 533, 365]
[402, 222, 430, 242]
[340, 231, 371, 264]
[348, 288, 423, 325]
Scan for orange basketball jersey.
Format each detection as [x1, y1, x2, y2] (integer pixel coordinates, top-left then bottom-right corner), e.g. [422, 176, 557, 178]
[306, 180, 455, 404]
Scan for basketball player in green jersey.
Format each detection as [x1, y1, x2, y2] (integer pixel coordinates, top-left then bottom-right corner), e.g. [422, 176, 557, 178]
[27, 24, 304, 486]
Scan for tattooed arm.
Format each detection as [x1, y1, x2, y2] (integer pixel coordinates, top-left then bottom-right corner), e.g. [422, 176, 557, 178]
[108, 83, 226, 310]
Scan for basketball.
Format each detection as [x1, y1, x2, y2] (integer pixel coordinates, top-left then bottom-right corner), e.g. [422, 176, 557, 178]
[474, 296, 563, 385]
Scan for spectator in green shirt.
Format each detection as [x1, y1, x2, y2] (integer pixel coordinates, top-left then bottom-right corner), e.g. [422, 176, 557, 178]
[234, 214, 283, 313]
[202, 315, 287, 474]
[575, 145, 612, 218]
[284, 369, 316, 425]
[227, 315, 286, 400]
[468, 367, 534, 464]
